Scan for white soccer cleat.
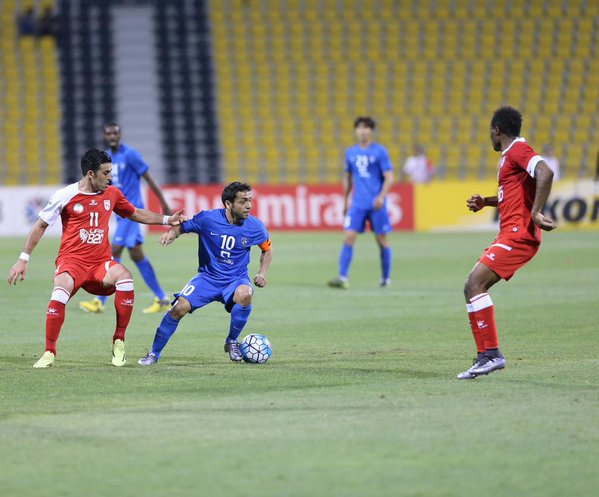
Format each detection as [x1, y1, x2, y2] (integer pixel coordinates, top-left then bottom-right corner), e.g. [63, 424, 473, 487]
[33, 351, 55, 368]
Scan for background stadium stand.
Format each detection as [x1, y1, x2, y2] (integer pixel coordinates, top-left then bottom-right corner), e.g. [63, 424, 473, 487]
[0, 0, 597, 185]
[0, 0, 61, 185]
[210, 0, 598, 183]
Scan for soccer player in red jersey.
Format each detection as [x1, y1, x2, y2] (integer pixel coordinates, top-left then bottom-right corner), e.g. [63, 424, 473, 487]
[7, 149, 184, 368]
[458, 107, 557, 379]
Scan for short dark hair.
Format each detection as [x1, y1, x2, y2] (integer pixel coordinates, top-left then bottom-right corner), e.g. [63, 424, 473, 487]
[491, 106, 522, 137]
[354, 116, 376, 129]
[103, 121, 120, 131]
[222, 181, 251, 205]
[81, 148, 111, 175]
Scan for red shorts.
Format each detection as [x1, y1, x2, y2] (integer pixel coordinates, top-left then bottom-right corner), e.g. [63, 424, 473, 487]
[478, 236, 539, 281]
[55, 258, 119, 296]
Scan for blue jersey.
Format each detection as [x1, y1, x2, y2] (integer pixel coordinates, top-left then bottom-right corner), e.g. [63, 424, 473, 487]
[345, 143, 393, 209]
[107, 143, 149, 209]
[181, 209, 269, 281]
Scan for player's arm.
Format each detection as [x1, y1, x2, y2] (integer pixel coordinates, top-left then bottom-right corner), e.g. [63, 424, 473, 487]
[531, 161, 557, 231]
[158, 225, 183, 246]
[466, 195, 498, 212]
[254, 239, 273, 288]
[7, 218, 49, 285]
[374, 170, 394, 209]
[142, 171, 172, 215]
[342, 171, 353, 215]
[128, 208, 184, 226]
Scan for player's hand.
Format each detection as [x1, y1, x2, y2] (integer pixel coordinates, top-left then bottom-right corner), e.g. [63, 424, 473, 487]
[466, 194, 485, 212]
[8, 260, 27, 286]
[159, 229, 178, 246]
[167, 209, 185, 225]
[254, 272, 267, 288]
[532, 212, 557, 231]
[373, 196, 384, 210]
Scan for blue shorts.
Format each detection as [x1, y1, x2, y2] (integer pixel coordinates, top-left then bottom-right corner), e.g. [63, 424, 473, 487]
[174, 273, 253, 314]
[112, 217, 144, 248]
[344, 205, 392, 234]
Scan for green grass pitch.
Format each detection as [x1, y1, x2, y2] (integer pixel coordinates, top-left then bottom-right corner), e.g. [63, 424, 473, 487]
[1, 231, 598, 497]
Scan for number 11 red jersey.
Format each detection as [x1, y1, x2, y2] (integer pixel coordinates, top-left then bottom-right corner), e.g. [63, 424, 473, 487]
[38, 183, 136, 263]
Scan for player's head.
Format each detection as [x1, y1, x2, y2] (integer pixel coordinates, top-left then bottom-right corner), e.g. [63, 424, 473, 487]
[222, 182, 252, 224]
[104, 122, 121, 149]
[80, 148, 112, 191]
[354, 116, 376, 144]
[490, 106, 522, 151]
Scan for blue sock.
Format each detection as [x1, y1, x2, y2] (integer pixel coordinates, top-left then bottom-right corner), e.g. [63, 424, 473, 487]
[339, 244, 353, 279]
[136, 257, 167, 300]
[99, 257, 121, 305]
[151, 313, 180, 358]
[381, 247, 392, 280]
[227, 304, 252, 342]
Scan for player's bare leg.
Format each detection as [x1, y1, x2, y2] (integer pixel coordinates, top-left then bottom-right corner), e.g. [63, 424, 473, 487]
[458, 263, 505, 379]
[34, 272, 75, 367]
[328, 230, 358, 289]
[103, 263, 135, 366]
[225, 285, 253, 362]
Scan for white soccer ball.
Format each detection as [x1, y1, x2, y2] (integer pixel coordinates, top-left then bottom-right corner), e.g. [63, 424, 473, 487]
[240, 334, 272, 364]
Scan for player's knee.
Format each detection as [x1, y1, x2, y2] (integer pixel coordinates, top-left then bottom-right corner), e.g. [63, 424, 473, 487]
[344, 233, 358, 245]
[169, 298, 190, 320]
[235, 286, 253, 306]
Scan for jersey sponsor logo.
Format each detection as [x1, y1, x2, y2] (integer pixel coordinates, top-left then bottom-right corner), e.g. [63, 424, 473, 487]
[90, 200, 98, 206]
[79, 228, 105, 244]
[104, 200, 111, 211]
[73, 203, 84, 214]
[209, 231, 219, 235]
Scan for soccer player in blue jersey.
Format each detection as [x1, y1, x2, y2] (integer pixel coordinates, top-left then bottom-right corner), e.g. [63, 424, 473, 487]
[138, 182, 273, 365]
[80, 123, 172, 314]
[328, 117, 395, 289]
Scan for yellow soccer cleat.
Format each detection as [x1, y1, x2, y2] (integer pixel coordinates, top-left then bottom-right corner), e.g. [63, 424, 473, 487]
[111, 339, 126, 367]
[142, 297, 170, 314]
[79, 297, 105, 314]
[33, 351, 55, 368]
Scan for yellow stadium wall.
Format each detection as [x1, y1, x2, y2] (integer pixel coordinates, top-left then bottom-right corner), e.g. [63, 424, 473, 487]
[415, 180, 599, 232]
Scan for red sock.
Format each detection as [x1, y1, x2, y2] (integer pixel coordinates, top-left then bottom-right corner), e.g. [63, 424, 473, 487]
[470, 293, 499, 350]
[467, 304, 485, 353]
[45, 300, 66, 354]
[113, 281, 134, 342]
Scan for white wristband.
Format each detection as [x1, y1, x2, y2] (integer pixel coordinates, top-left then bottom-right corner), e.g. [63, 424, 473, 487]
[163, 215, 170, 225]
[19, 252, 30, 262]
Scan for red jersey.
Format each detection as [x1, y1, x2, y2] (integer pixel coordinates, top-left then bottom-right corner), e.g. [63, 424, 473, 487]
[497, 138, 544, 244]
[39, 183, 136, 263]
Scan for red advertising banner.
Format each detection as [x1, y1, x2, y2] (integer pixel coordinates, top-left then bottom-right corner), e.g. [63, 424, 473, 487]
[148, 184, 414, 231]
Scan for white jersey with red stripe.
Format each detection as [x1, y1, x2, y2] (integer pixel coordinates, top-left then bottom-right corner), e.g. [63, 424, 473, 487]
[497, 137, 545, 244]
[38, 183, 136, 263]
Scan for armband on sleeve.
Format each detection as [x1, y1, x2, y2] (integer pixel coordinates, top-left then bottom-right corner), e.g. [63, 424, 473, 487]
[258, 238, 272, 251]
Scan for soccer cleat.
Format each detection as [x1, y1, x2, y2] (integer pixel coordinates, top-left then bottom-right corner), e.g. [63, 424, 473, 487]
[33, 351, 55, 368]
[111, 339, 126, 367]
[469, 356, 506, 376]
[138, 351, 158, 366]
[327, 277, 349, 289]
[142, 297, 171, 314]
[79, 297, 105, 314]
[224, 340, 243, 362]
[456, 358, 482, 380]
[380, 278, 391, 288]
